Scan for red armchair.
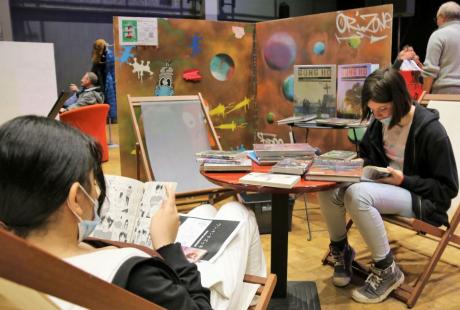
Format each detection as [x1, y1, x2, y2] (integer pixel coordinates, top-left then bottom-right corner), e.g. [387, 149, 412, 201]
[59, 104, 109, 162]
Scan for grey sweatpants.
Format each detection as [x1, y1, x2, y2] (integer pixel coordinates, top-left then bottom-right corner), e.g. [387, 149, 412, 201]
[318, 182, 414, 261]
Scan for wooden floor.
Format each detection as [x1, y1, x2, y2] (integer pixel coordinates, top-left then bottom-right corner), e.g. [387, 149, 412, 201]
[103, 125, 460, 310]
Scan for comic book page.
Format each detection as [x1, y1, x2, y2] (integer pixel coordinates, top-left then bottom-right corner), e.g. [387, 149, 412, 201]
[92, 175, 144, 242]
[130, 182, 177, 247]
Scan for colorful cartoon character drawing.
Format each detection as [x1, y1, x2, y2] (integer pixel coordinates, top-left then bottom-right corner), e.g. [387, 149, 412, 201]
[154, 61, 174, 96]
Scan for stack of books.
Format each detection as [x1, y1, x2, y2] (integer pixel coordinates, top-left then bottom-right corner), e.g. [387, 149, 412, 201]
[252, 143, 317, 165]
[271, 158, 312, 175]
[196, 150, 252, 172]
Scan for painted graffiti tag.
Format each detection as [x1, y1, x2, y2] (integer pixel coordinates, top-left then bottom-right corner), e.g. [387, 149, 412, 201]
[256, 132, 284, 144]
[335, 11, 392, 44]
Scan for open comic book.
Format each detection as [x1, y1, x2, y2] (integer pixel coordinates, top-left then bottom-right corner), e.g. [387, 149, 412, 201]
[92, 175, 241, 263]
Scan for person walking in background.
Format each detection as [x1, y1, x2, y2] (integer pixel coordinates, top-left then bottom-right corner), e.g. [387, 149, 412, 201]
[92, 39, 117, 122]
[422, 1, 460, 94]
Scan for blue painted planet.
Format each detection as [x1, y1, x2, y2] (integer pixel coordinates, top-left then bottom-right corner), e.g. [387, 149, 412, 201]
[263, 33, 296, 70]
[210, 54, 235, 81]
[282, 74, 294, 101]
[313, 41, 325, 55]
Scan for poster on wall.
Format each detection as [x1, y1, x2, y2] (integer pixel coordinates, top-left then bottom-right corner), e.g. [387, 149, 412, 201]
[118, 17, 158, 46]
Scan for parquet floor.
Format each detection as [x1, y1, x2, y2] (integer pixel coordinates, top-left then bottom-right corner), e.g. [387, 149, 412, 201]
[103, 125, 460, 310]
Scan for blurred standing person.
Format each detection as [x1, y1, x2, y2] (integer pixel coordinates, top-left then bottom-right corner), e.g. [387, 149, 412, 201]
[422, 1, 460, 94]
[92, 39, 117, 121]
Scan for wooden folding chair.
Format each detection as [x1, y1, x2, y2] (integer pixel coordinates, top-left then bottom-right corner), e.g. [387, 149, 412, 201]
[417, 91, 460, 107]
[322, 96, 460, 308]
[0, 229, 276, 310]
[128, 93, 236, 209]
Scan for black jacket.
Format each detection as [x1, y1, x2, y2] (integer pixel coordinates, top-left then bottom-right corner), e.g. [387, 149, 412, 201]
[359, 103, 458, 227]
[112, 243, 212, 310]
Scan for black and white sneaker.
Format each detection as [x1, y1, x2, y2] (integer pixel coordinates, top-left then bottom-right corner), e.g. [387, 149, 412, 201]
[352, 261, 405, 303]
[330, 243, 355, 287]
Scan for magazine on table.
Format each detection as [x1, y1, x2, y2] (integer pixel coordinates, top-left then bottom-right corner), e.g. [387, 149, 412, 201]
[239, 172, 301, 189]
[92, 175, 241, 263]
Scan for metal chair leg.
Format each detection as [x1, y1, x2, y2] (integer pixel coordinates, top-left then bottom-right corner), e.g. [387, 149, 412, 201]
[303, 194, 312, 241]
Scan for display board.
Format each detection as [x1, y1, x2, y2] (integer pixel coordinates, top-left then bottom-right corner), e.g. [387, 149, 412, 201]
[0, 41, 57, 125]
[114, 5, 392, 178]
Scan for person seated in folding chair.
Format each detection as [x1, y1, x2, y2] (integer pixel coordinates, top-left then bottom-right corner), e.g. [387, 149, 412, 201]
[317, 68, 458, 304]
[0, 115, 266, 310]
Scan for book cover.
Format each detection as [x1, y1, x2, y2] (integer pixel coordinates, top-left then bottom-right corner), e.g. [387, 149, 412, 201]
[293, 65, 337, 117]
[239, 172, 300, 188]
[202, 158, 252, 172]
[319, 150, 357, 161]
[253, 143, 317, 157]
[276, 114, 317, 125]
[362, 165, 390, 181]
[315, 117, 366, 128]
[305, 159, 363, 182]
[336, 63, 379, 119]
[195, 150, 247, 160]
[271, 158, 312, 175]
[246, 150, 278, 166]
[92, 175, 241, 263]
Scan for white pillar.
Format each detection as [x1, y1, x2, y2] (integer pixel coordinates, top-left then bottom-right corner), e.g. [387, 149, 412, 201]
[204, 0, 219, 20]
[0, 0, 13, 41]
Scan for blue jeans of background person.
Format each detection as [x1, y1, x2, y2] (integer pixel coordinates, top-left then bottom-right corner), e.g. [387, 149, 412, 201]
[63, 93, 77, 108]
[318, 182, 414, 261]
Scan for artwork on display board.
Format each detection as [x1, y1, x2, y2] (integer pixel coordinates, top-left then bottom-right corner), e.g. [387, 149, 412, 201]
[255, 5, 392, 152]
[114, 5, 393, 178]
[114, 18, 255, 178]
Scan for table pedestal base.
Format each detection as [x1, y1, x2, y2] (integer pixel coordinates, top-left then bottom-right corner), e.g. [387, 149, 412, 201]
[269, 281, 321, 310]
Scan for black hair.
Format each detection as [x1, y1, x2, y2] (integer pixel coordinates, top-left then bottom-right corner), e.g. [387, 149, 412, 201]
[0, 115, 106, 238]
[361, 68, 412, 129]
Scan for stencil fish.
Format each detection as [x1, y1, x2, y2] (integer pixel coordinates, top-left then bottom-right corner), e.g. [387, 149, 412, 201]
[226, 97, 251, 114]
[215, 121, 247, 131]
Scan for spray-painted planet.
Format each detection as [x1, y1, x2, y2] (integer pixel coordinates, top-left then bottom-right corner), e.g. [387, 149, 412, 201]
[282, 74, 294, 101]
[313, 41, 325, 55]
[263, 33, 296, 70]
[266, 112, 275, 124]
[348, 36, 362, 49]
[210, 54, 235, 81]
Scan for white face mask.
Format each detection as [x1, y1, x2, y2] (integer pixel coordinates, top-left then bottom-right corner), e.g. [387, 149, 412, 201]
[379, 116, 392, 126]
[68, 184, 101, 242]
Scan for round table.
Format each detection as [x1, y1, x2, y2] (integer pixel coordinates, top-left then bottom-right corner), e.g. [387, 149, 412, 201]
[202, 163, 337, 298]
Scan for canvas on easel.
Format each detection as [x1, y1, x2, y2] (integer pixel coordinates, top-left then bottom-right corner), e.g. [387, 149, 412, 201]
[128, 93, 233, 200]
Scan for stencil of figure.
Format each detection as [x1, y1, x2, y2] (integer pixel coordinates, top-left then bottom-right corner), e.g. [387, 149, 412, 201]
[154, 62, 174, 96]
[123, 219, 129, 231]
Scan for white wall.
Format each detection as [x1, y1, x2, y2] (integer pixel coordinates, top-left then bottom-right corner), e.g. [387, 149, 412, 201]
[0, 41, 57, 125]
